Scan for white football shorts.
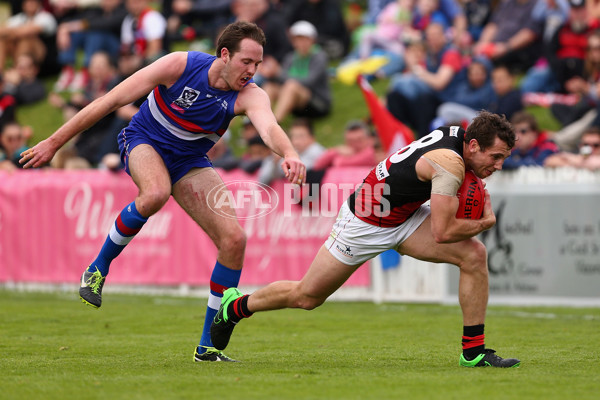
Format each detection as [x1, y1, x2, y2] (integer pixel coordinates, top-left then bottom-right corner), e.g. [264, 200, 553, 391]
[324, 201, 431, 266]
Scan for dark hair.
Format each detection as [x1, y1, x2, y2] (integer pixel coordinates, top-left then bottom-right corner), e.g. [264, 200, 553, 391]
[510, 111, 539, 133]
[345, 119, 370, 133]
[247, 135, 267, 147]
[290, 118, 315, 137]
[466, 110, 515, 150]
[216, 21, 266, 58]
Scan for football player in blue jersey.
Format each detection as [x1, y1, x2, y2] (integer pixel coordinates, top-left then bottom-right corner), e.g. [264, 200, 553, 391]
[20, 21, 305, 362]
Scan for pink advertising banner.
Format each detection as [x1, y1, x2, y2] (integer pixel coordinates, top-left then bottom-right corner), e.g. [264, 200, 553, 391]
[0, 167, 372, 287]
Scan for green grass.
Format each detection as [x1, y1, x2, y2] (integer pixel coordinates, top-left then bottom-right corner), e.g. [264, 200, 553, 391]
[1, 289, 599, 400]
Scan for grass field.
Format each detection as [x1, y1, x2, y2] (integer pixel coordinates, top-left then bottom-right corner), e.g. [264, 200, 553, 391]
[1, 289, 598, 400]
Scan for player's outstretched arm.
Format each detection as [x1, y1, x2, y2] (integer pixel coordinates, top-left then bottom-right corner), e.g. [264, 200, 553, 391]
[20, 52, 187, 168]
[240, 85, 306, 184]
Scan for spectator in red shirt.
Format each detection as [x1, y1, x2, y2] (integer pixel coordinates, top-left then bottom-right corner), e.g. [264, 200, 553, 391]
[521, 0, 597, 94]
[312, 120, 377, 170]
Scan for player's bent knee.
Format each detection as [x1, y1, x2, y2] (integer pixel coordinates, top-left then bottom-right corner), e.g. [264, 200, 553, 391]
[138, 188, 171, 215]
[293, 293, 326, 310]
[458, 239, 488, 274]
[217, 226, 247, 253]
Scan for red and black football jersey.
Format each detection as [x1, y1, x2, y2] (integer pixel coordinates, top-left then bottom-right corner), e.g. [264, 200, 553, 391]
[348, 126, 465, 227]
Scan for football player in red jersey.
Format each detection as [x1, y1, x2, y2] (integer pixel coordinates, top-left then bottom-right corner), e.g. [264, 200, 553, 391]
[212, 111, 522, 367]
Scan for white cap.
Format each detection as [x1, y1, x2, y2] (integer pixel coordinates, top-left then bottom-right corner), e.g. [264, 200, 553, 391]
[289, 20, 317, 39]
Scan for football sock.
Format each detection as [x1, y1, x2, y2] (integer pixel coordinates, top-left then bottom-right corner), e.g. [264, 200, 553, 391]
[91, 201, 148, 276]
[227, 294, 253, 323]
[462, 324, 485, 360]
[198, 261, 242, 351]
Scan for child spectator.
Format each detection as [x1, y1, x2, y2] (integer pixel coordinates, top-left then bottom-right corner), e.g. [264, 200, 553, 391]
[487, 64, 523, 121]
[431, 56, 494, 128]
[358, 0, 414, 62]
[262, 20, 331, 123]
[503, 111, 559, 170]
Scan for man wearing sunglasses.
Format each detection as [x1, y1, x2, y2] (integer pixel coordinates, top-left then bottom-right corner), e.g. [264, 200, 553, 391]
[545, 126, 600, 170]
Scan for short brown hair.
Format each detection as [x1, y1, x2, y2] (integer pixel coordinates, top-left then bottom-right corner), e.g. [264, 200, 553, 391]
[466, 110, 516, 150]
[510, 111, 539, 133]
[216, 21, 266, 58]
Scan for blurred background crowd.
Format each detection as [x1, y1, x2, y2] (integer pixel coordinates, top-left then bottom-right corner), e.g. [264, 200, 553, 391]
[1, 0, 600, 175]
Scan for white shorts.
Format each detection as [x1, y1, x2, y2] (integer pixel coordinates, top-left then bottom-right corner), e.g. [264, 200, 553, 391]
[324, 201, 431, 266]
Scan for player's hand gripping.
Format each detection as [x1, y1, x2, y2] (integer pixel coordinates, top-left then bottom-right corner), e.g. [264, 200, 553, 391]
[479, 189, 496, 231]
[281, 154, 306, 185]
[19, 138, 58, 168]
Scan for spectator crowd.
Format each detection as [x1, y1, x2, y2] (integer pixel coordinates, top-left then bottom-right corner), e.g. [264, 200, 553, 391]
[2, 0, 600, 173]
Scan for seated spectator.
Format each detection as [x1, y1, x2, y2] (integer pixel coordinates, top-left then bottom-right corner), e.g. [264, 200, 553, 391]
[258, 117, 325, 184]
[282, 0, 350, 59]
[587, 0, 600, 23]
[121, 0, 167, 66]
[460, 0, 492, 43]
[433, 0, 469, 50]
[232, 0, 292, 87]
[549, 30, 600, 150]
[357, 0, 414, 63]
[2, 53, 46, 105]
[207, 133, 241, 171]
[49, 51, 118, 167]
[239, 134, 271, 173]
[430, 56, 494, 128]
[521, 0, 595, 94]
[502, 111, 559, 170]
[262, 20, 331, 123]
[166, 0, 232, 44]
[472, 0, 543, 73]
[93, 49, 147, 169]
[487, 64, 523, 121]
[235, 116, 260, 147]
[336, 0, 415, 83]
[0, 121, 30, 170]
[412, 0, 452, 32]
[0, 0, 57, 71]
[544, 126, 600, 170]
[53, 0, 127, 92]
[312, 120, 377, 170]
[0, 73, 17, 130]
[386, 22, 463, 137]
[531, 0, 570, 44]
